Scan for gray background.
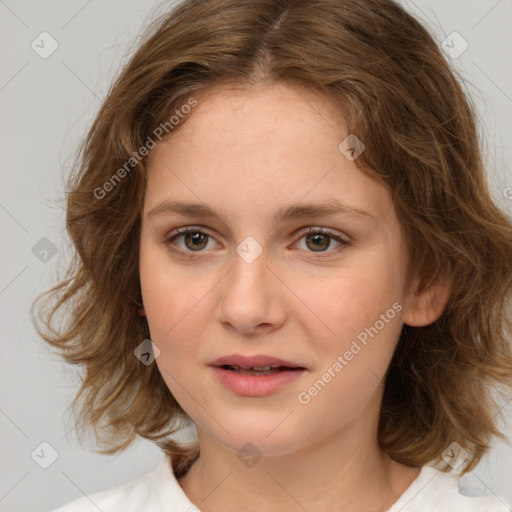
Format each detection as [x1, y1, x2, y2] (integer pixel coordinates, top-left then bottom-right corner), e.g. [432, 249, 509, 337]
[1, 1, 511, 511]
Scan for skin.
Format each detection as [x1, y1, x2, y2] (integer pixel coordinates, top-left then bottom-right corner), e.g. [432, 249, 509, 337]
[139, 81, 451, 512]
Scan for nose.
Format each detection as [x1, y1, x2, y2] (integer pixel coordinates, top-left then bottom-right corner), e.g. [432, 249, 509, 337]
[218, 249, 286, 336]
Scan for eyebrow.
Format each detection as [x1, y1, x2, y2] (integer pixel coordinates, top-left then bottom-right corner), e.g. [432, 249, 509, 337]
[147, 199, 376, 224]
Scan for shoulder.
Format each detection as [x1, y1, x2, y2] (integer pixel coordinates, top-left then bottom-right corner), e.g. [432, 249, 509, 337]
[50, 454, 197, 512]
[388, 466, 511, 512]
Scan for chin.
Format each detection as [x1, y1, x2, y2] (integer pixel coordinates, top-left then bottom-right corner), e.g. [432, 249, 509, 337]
[207, 419, 311, 458]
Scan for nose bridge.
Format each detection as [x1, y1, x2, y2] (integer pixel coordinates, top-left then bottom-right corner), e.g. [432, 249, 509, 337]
[227, 244, 270, 303]
[219, 242, 282, 332]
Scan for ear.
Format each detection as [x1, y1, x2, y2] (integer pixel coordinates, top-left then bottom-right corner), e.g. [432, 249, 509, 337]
[402, 269, 452, 327]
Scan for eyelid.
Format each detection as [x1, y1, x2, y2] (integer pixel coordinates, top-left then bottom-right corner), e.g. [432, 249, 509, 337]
[166, 225, 214, 237]
[299, 226, 351, 242]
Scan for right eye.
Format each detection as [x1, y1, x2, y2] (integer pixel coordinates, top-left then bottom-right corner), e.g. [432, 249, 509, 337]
[164, 226, 219, 254]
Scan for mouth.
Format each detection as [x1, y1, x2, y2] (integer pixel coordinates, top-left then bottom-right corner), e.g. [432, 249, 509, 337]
[209, 354, 307, 396]
[217, 364, 305, 375]
[209, 354, 307, 373]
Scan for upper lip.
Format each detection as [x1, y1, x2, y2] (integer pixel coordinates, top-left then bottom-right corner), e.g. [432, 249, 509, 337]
[209, 354, 306, 369]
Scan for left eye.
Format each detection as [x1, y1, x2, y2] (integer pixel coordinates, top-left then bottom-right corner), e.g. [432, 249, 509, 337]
[295, 228, 349, 253]
[164, 227, 350, 255]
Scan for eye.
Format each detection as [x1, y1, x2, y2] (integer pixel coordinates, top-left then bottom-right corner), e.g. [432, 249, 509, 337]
[164, 226, 218, 253]
[163, 226, 351, 257]
[293, 227, 351, 256]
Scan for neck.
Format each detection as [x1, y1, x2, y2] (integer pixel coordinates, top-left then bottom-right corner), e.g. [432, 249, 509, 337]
[178, 407, 420, 512]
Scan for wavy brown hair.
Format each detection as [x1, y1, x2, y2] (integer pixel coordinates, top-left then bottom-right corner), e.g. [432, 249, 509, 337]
[33, 0, 512, 476]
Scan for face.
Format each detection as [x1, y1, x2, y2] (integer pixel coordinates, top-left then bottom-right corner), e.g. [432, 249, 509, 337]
[139, 82, 412, 457]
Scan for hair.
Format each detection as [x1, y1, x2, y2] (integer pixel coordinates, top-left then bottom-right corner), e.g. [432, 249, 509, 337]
[33, 0, 512, 477]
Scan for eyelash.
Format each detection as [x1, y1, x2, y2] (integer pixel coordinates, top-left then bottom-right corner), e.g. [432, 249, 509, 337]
[163, 226, 351, 259]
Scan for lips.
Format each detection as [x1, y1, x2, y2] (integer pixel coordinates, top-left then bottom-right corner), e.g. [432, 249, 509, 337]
[209, 354, 307, 396]
[209, 354, 306, 371]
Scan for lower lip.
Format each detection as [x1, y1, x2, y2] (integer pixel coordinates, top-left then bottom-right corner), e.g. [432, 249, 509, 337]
[211, 366, 306, 397]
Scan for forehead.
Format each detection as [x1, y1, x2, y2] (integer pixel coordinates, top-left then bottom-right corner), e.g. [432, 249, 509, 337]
[144, 82, 391, 223]
[167, 81, 348, 149]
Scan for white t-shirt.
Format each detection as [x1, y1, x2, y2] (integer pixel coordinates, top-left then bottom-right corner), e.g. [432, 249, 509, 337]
[51, 454, 511, 512]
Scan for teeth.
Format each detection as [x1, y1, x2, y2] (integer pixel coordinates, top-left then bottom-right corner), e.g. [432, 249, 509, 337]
[225, 364, 281, 371]
[219, 363, 299, 375]
[222, 364, 286, 375]
[233, 367, 281, 375]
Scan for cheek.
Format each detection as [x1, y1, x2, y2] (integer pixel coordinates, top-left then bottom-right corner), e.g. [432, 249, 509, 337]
[294, 273, 402, 428]
[139, 239, 208, 340]
[139, 255, 208, 406]
[142, 283, 210, 366]
[290, 254, 404, 412]
[142, 278, 201, 337]
[292, 254, 404, 347]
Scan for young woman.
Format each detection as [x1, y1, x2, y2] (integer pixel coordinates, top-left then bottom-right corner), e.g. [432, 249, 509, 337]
[35, 0, 512, 510]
